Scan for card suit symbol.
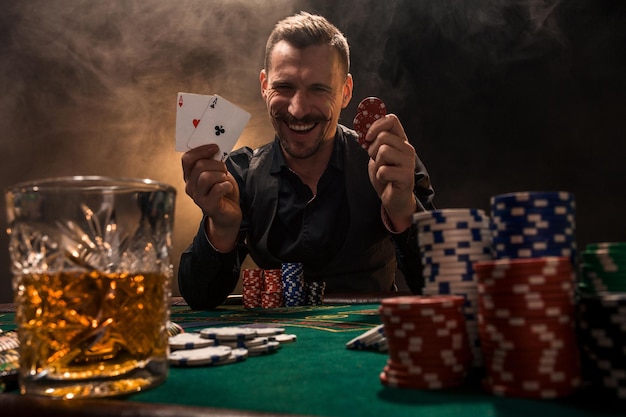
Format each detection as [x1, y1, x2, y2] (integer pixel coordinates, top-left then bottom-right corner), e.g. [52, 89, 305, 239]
[215, 125, 225, 136]
[178, 96, 184, 107]
[193, 119, 200, 128]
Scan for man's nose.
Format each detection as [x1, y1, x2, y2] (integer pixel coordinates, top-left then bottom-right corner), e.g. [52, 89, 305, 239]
[288, 90, 311, 120]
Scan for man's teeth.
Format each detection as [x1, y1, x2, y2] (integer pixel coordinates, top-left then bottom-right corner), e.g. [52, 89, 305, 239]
[288, 122, 316, 132]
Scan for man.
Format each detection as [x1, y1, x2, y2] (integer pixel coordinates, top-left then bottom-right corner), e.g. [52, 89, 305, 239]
[179, 12, 434, 310]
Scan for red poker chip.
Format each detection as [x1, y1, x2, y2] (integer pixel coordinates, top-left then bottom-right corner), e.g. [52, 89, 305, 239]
[353, 97, 387, 149]
[381, 368, 467, 390]
[389, 352, 473, 368]
[357, 96, 387, 114]
[384, 363, 469, 381]
[482, 379, 579, 399]
[481, 332, 574, 348]
[485, 357, 580, 374]
[381, 295, 465, 309]
[477, 277, 575, 290]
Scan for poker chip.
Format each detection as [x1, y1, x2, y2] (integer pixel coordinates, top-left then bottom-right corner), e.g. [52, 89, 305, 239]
[213, 348, 249, 366]
[168, 345, 233, 366]
[353, 97, 387, 150]
[474, 257, 582, 399]
[577, 292, 626, 399]
[305, 281, 326, 306]
[170, 325, 297, 367]
[200, 327, 258, 341]
[378, 295, 472, 390]
[0, 331, 19, 352]
[249, 327, 286, 337]
[242, 268, 264, 309]
[263, 268, 284, 308]
[219, 336, 269, 349]
[579, 242, 626, 293]
[167, 321, 184, 337]
[489, 191, 577, 263]
[413, 209, 493, 367]
[169, 332, 217, 350]
[346, 324, 386, 351]
[0, 331, 19, 384]
[282, 263, 306, 307]
[247, 340, 281, 356]
[271, 334, 297, 343]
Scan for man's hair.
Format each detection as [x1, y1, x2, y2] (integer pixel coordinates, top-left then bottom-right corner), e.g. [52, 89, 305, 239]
[264, 12, 350, 75]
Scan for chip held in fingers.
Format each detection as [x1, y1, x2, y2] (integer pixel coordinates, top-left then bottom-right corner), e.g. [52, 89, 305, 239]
[353, 97, 387, 150]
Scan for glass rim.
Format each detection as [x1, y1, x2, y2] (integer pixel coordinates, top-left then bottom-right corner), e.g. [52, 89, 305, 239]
[6, 175, 176, 194]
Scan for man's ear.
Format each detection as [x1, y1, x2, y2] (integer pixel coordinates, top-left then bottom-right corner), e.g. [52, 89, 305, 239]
[260, 69, 268, 99]
[342, 73, 353, 108]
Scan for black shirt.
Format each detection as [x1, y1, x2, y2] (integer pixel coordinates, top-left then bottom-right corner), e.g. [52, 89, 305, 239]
[268, 137, 349, 266]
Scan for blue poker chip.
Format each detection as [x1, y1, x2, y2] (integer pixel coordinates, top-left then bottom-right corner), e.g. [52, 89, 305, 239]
[491, 210, 576, 223]
[492, 233, 573, 245]
[490, 191, 575, 206]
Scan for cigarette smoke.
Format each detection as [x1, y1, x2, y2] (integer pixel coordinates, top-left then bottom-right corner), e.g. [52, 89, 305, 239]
[0, 0, 625, 302]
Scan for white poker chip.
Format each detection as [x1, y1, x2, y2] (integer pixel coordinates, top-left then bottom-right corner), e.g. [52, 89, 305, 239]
[271, 334, 297, 343]
[168, 345, 232, 366]
[251, 327, 286, 337]
[169, 333, 216, 350]
[214, 348, 249, 366]
[247, 341, 281, 356]
[219, 336, 269, 348]
[200, 327, 258, 341]
[346, 324, 385, 349]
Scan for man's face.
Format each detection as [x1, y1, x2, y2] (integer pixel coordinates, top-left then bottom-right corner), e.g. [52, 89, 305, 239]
[260, 41, 352, 159]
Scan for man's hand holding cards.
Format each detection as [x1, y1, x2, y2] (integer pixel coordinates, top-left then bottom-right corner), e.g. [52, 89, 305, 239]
[175, 92, 251, 161]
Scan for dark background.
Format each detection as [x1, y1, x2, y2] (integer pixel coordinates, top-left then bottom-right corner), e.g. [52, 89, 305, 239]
[1, 0, 624, 303]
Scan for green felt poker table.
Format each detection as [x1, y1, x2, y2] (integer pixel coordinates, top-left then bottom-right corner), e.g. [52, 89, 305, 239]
[1, 295, 625, 417]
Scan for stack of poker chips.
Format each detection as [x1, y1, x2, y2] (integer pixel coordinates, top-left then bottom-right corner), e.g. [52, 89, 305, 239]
[579, 242, 626, 293]
[473, 257, 582, 399]
[413, 208, 494, 367]
[378, 295, 473, 390]
[262, 269, 283, 308]
[242, 268, 264, 309]
[305, 281, 326, 306]
[577, 293, 626, 399]
[490, 191, 577, 263]
[281, 263, 306, 307]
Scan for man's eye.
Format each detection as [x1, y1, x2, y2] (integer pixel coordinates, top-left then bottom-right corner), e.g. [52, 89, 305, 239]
[272, 85, 293, 93]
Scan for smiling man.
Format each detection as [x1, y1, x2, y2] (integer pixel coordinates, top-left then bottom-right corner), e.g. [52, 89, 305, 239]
[179, 12, 435, 310]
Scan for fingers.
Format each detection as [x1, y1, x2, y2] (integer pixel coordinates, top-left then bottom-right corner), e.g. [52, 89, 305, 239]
[364, 114, 408, 155]
[182, 144, 234, 211]
[181, 144, 224, 181]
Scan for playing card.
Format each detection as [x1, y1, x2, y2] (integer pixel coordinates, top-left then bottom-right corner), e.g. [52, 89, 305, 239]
[186, 94, 251, 161]
[175, 92, 215, 152]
